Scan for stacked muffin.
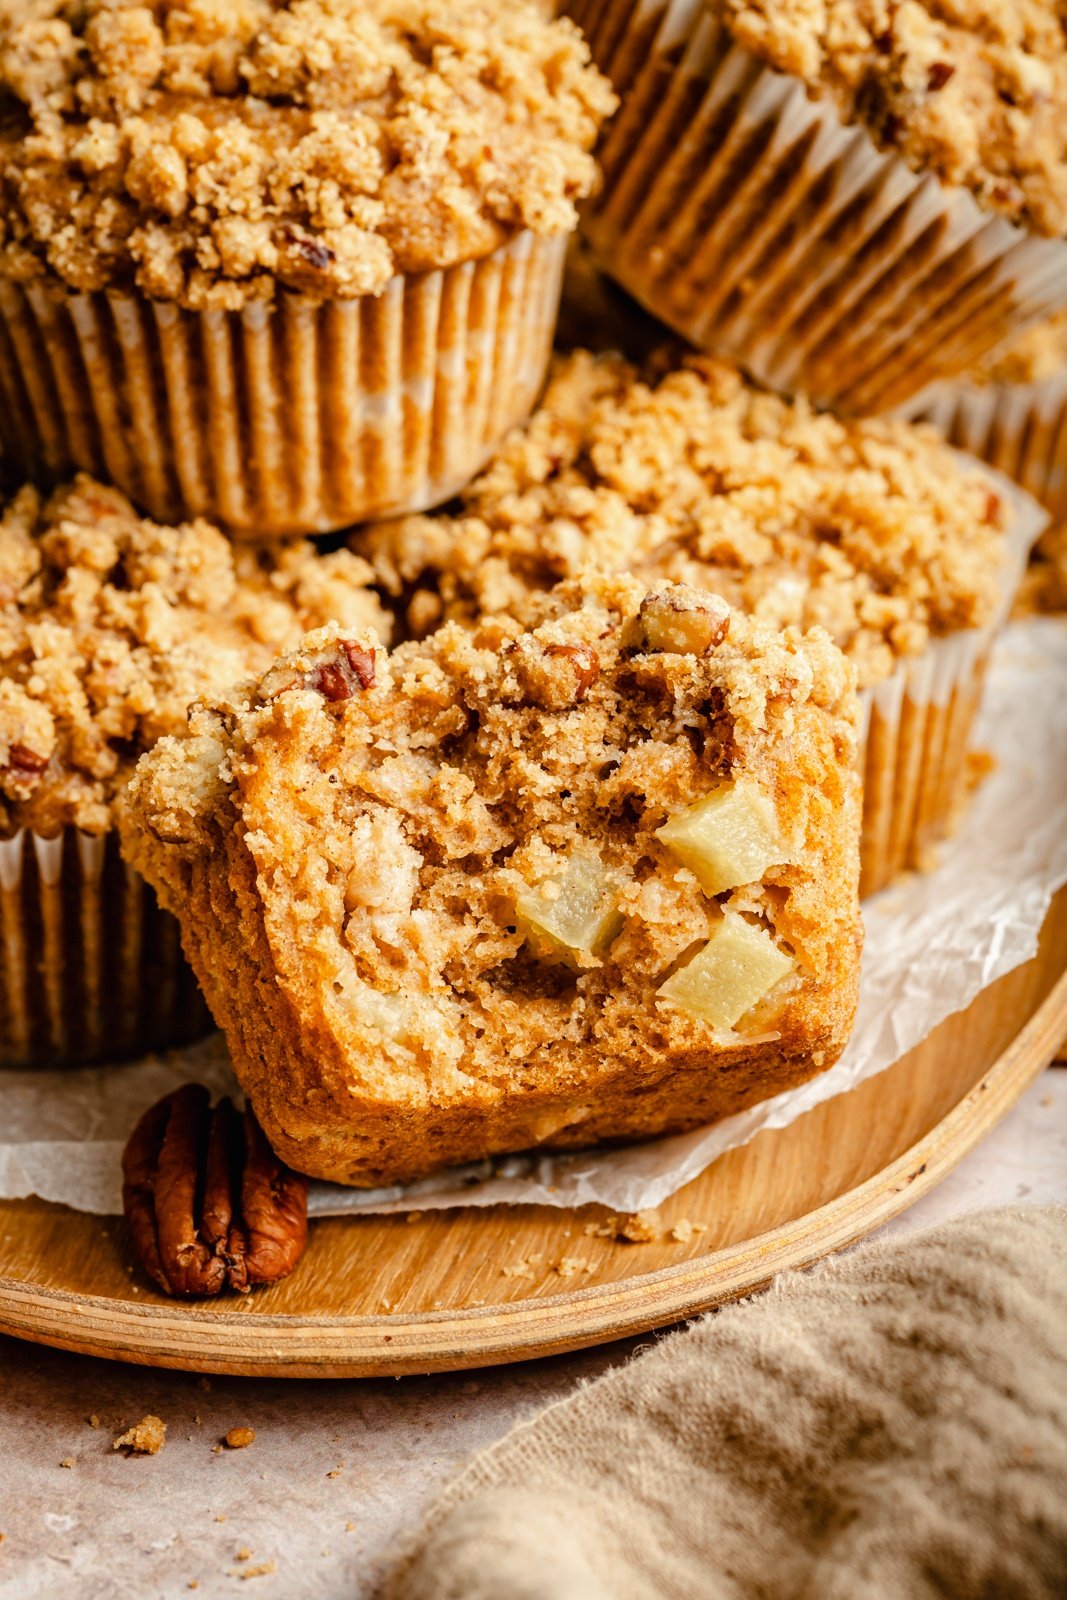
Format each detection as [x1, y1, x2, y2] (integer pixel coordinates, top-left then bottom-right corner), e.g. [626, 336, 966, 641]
[0, 0, 614, 1067]
[566, 0, 1067, 413]
[0, 0, 1052, 1191]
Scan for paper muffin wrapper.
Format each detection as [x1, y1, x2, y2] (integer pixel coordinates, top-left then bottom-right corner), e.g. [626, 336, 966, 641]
[856, 468, 1046, 896]
[0, 230, 566, 538]
[0, 826, 212, 1070]
[914, 371, 1067, 526]
[568, 0, 1067, 415]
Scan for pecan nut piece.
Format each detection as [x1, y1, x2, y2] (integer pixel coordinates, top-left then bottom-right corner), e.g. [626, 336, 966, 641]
[512, 639, 600, 710]
[122, 1085, 309, 1298]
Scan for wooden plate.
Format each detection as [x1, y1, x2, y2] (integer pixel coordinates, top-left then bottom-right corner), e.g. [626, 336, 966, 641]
[1, 887, 1065, 1379]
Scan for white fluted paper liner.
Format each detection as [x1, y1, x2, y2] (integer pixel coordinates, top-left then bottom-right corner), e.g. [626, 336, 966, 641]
[0, 230, 565, 537]
[914, 371, 1067, 523]
[856, 459, 1044, 894]
[1, 617, 1064, 1216]
[570, 0, 1067, 414]
[0, 825, 210, 1069]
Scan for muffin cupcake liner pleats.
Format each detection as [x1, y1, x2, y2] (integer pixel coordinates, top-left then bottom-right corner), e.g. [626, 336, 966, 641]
[0, 230, 566, 538]
[566, 0, 1067, 415]
[0, 827, 211, 1070]
[857, 471, 1046, 897]
[916, 369, 1067, 534]
[912, 374, 1067, 614]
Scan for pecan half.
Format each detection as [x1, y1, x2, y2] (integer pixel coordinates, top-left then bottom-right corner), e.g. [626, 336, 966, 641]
[122, 1085, 308, 1298]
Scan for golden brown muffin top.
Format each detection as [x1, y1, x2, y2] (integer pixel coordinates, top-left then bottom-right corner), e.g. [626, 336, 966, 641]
[721, 0, 1067, 237]
[360, 348, 1012, 690]
[0, 475, 390, 836]
[0, 0, 615, 309]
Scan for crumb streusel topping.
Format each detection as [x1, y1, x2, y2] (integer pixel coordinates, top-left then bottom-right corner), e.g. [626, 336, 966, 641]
[0, 475, 390, 836]
[721, 0, 1067, 238]
[361, 348, 1010, 689]
[0, 0, 615, 310]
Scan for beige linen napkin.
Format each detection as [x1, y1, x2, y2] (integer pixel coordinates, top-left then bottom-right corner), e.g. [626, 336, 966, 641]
[385, 1206, 1067, 1600]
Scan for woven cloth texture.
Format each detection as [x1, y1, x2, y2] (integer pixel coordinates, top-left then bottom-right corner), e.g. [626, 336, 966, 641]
[385, 1205, 1067, 1600]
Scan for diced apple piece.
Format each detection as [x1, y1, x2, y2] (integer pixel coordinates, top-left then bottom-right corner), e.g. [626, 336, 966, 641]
[515, 852, 623, 964]
[656, 777, 786, 896]
[658, 913, 795, 1032]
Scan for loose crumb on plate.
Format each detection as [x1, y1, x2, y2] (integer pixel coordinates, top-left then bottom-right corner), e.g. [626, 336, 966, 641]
[113, 1416, 166, 1456]
[670, 1219, 708, 1244]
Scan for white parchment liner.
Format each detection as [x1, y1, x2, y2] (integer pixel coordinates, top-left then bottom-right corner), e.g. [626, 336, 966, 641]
[1, 616, 1064, 1217]
[569, 0, 1067, 415]
[914, 371, 1067, 523]
[0, 825, 210, 1070]
[856, 464, 1044, 895]
[0, 231, 565, 538]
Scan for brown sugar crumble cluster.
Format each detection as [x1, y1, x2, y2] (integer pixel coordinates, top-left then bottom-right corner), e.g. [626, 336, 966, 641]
[722, 0, 1067, 237]
[362, 348, 1009, 689]
[0, 0, 615, 310]
[0, 475, 389, 837]
[124, 574, 863, 1187]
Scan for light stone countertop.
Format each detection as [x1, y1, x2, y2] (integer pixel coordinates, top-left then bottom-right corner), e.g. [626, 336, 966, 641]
[0, 1067, 1064, 1600]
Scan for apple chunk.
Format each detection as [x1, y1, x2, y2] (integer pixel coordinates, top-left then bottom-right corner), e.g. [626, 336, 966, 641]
[656, 777, 786, 896]
[515, 852, 623, 965]
[658, 912, 795, 1032]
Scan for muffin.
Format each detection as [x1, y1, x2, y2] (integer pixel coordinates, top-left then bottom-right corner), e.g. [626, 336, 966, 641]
[361, 348, 1046, 895]
[915, 309, 1067, 613]
[566, 0, 1067, 414]
[0, 0, 615, 535]
[0, 473, 390, 1067]
[123, 575, 863, 1186]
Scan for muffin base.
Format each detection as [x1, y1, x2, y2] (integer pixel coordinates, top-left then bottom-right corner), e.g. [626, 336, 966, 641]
[857, 473, 1044, 896]
[0, 231, 566, 537]
[917, 373, 1067, 524]
[569, 0, 1067, 414]
[0, 827, 211, 1070]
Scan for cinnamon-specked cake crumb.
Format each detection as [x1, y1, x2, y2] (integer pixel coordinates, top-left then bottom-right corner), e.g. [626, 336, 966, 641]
[124, 573, 863, 1187]
[553, 1256, 594, 1276]
[618, 1210, 659, 1243]
[722, 0, 1067, 236]
[501, 1254, 545, 1280]
[113, 1415, 166, 1455]
[670, 1218, 707, 1243]
[0, 0, 615, 309]
[362, 349, 1010, 690]
[231, 1561, 277, 1581]
[0, 476, 389, 838]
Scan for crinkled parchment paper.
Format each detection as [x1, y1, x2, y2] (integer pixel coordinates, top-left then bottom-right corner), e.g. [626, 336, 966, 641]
[2, 618, 1065, 1219]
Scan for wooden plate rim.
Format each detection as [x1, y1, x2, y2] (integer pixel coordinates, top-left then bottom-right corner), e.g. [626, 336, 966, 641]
[1, 960, 1064, 1378]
